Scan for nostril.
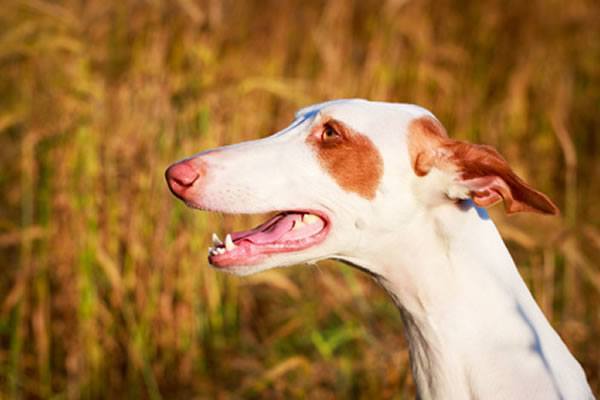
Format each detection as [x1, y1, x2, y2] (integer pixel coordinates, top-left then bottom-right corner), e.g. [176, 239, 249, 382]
[166, 162, 200, 189]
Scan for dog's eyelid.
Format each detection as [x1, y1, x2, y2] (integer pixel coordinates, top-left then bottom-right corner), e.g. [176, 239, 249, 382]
[322, 119, 348, 137]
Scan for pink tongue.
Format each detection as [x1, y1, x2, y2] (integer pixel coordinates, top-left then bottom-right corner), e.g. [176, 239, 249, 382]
[244, 214, 299, 244]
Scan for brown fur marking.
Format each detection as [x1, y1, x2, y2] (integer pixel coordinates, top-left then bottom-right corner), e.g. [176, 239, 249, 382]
[408, 116, 559, 215]
[307, 119, 383, 200]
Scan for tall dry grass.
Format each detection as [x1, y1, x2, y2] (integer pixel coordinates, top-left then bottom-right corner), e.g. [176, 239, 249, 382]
[0, 0, 598, 398]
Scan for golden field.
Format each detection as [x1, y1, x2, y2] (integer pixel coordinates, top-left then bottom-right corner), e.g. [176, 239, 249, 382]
[0, 0, 598, 398]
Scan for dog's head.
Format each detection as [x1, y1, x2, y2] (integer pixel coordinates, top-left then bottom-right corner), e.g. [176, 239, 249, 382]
[166, 99, 557, 275]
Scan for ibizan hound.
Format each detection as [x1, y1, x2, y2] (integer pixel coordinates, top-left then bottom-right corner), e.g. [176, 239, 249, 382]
[165, 99, 594, 399]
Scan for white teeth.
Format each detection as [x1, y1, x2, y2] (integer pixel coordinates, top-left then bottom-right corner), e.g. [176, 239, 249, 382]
[292, 220, 305, 230]
[208, 246, 225, 256]
[212, 233, 223, 246]
[303, 214, 320, 224]
[225, 234, 236, 251]
[208, 234, 235, 257]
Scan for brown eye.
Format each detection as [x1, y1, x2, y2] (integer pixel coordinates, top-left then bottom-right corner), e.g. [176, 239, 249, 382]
[321, 124, 339, 142]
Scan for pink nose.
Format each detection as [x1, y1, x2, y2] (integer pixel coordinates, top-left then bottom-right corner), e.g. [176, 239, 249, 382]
[165, 160, 201, 199]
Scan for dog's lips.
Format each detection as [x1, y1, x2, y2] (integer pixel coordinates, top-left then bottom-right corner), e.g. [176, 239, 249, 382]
[208, 211, 329, 268]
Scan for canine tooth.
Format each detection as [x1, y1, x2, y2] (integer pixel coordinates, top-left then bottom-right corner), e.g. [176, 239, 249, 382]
[293, 220, 305, 230]
[225, 234, 236, 250]
[303, 214, 319, 224]
[212, 233, 223, 246]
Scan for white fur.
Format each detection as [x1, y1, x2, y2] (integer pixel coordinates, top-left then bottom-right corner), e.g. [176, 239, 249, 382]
[183, 99, 593, 399]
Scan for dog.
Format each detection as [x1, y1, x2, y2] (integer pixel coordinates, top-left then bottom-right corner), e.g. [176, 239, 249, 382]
[166, 99, 593, 399]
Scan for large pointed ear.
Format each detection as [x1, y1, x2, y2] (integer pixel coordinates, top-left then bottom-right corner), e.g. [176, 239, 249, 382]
[408, 116, 559, 215]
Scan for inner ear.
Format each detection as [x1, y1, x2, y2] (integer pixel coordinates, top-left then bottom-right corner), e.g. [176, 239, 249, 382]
[408, 116, 559, 216]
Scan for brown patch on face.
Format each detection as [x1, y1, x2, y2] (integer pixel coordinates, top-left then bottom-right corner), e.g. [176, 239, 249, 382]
[408, 116, 559, 215]
[307, 118, 383, 200]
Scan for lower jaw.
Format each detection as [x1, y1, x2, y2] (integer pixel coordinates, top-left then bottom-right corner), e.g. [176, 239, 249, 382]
[208, 214, 330, 268]
[208, 235, 328, 268]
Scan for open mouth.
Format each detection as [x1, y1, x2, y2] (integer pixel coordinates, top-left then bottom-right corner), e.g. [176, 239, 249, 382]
[208, 211, 329, 268]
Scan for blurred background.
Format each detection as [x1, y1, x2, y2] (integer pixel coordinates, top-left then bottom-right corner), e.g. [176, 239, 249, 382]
[0, 0, 599, 398]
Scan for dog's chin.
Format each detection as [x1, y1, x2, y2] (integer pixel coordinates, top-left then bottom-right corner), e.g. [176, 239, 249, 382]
[209, 263, 270, 276]
[208, 252, 327, 276]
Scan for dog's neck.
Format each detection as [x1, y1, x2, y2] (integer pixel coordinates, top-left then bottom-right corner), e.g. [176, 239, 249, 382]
[343, 202, 587, 399]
